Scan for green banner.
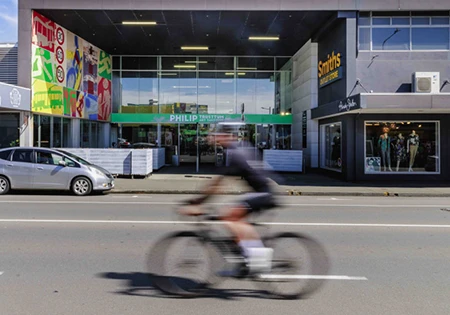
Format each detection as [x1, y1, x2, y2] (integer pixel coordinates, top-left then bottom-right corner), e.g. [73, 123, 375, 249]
[111, 113, 292, 125]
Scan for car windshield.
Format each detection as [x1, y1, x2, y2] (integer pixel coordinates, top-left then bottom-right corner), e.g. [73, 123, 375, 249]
[57, 150, 92, 165]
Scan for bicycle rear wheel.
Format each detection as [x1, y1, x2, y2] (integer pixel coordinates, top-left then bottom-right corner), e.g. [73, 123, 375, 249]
[147, 231, 222, 297]
[255, 232, 330, 299]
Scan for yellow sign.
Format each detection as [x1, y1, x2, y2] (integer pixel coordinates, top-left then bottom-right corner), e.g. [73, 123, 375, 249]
[318, 51, 342, 88]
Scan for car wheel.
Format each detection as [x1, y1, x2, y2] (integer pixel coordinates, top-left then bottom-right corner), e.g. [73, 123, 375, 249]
[71, 177, 92, 196]
[0, 176, 10, 195]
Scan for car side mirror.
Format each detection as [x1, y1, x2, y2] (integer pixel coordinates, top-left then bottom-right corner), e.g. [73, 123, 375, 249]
[58, 160, 67, 167]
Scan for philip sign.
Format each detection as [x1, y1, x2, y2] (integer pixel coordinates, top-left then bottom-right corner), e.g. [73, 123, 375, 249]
[0, 82, 31, 111]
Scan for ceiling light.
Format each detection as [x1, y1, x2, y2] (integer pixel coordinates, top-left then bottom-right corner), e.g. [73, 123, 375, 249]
[225, 72, 246, 76]
[122, 21, 157, 25]
[158, 73, 177, 76]
[185, 61, 208, 64]
[237, 67, 257, 70]
[174, 65, 196, 69]
[181, 46, 209, 50]
[249, 36, 279, 41]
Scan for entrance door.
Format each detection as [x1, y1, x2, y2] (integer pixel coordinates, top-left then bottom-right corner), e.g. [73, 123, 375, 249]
[179, 124, 197, 165]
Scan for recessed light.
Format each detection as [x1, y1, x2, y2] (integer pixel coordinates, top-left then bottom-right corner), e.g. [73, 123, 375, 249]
[249, 36, 279, 41]
[174, 65, 196, 69]
[237, 67, 257, 70]
[122, 21, 157, 25]
[181, 46, 209, 50]
[225, 72, 246, 76]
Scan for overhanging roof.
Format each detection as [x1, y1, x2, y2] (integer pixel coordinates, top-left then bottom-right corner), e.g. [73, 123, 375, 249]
[35, 10, 334, 56]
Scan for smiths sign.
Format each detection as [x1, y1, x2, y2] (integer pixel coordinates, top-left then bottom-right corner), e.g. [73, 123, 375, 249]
[318, 51, 342, 88]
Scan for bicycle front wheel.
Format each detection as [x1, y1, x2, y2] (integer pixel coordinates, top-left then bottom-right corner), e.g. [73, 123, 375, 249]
[256, 232, 330, 299]
[147, 231, 221, 297]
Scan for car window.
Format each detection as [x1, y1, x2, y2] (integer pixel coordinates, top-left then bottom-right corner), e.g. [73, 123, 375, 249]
[36, 151, 77, 167]
[0, 149, 13, 161]
[12, 149, 33, 163]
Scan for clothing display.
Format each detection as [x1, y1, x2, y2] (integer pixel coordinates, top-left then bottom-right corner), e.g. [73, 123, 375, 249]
[378, 134, 392, 170]
[395, 137, 407, 162]
[408, 132, 420, 171]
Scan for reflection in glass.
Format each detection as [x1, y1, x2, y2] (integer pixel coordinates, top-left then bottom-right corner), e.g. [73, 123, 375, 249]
[40, 115, 51, 148]
[412, 28, 449, 50]
[365, 121, 439, 173]
[53, 117, 62, 148]
[321, 123, 342, 171]
[237, 72, 275, 115]
[0, 113, 19, 148]
[372, 28, 410, 50]
[359, 28, 370, 50]
[121, 71, 158, 114]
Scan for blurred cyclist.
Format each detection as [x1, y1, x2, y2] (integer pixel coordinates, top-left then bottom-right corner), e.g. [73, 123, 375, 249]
[180, 122, 276, 274]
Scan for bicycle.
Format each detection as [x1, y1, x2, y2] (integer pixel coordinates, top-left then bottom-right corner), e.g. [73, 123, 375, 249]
[146, 202, 330, 299]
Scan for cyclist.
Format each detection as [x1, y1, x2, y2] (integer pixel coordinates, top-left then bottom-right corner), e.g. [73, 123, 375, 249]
[180, 122, 276, 274]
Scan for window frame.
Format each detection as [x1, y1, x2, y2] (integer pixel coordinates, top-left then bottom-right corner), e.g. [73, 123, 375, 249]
[363, 120, 441, 175]
[358, 12, 450, 52]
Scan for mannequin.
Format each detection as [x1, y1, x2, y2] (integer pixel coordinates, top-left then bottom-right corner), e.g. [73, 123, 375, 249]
[331, 129, 341, 168]
[378, 132, 392, 172]
[395, 133, 407, 172]
[407, 130, 420, 172]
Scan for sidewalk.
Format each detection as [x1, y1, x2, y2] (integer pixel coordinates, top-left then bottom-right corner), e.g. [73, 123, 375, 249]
[111, 168, 450, 197]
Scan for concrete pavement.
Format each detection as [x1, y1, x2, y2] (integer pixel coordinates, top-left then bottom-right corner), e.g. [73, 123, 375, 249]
[111, 172, 450, 197]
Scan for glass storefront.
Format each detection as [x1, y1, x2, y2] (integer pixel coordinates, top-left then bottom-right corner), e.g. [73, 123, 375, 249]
[365, 121, 439, 173]
[321, 122, 342, 171]
[34, 114, 72, 148]
[0, 113, 20, 148]
[80, 120, 101, 148]
[113, 56, 292, 116]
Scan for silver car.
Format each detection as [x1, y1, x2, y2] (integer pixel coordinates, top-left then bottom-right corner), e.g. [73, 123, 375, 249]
[0, 147, 114, 196]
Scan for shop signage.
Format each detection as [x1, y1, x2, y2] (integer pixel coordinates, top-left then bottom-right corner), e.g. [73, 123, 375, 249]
[302, 111, 307, 148]
[0, 82, 31, 111]
[318, 51, 342, 88]
[338, 97, 359, 112]
[112, 113, 293, 125]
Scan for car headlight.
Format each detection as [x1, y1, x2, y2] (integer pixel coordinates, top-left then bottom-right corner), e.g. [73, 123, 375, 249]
[91, 168, 107, 177]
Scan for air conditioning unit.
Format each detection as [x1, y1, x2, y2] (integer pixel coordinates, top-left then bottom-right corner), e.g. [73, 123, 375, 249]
[413, 72, 440, 93]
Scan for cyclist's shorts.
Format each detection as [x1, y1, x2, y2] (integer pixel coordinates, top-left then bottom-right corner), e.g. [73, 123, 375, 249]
[240, 192, 276, 214]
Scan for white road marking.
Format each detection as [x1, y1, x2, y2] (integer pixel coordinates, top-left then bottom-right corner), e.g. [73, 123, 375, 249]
[0, 219, 449, 228]
[317, 198, 353, 201]
[0, 200, 449, 208]
[259, 275, 368, 281]
[0, 271, 3, 276]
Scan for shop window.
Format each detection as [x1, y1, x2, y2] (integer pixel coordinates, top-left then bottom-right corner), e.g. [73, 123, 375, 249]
[321, 123, 342, 172]
[0, 113, 20, 148]
[365, 121, 439, 174]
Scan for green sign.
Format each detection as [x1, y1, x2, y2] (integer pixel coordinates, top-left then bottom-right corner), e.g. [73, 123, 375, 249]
[111, 113, 292, 125]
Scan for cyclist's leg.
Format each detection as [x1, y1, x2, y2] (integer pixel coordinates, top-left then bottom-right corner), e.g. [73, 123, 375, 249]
[221, 193, 275, 272]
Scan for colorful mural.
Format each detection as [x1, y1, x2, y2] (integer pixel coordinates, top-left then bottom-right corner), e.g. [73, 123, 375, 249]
[32, 79, 64, 115]
[83, 42, 99, 95]
[98, 78, 112, 121]
[31, 11, 112, 122]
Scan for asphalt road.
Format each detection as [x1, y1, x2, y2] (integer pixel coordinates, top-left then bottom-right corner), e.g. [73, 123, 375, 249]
[0, 194, 449, 315]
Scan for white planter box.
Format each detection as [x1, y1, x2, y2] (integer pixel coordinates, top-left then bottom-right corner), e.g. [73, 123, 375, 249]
[263, 150, 303, 172]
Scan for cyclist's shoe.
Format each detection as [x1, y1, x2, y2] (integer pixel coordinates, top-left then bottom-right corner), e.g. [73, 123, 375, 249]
[246, 247, 273, 274]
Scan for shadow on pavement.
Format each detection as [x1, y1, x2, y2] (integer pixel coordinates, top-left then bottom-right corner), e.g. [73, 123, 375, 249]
[97, 271, 272, 301]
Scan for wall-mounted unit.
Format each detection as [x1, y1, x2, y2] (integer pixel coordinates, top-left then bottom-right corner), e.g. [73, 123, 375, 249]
[413, 72, 440, 93]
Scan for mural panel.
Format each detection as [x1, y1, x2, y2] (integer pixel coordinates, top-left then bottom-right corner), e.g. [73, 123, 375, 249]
[98, 78, 112, 121]
[31, 11, 112, 122]
[32, 79, 64, 115]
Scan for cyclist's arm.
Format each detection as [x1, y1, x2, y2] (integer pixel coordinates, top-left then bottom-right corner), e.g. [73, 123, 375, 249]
[189, 176, 225, 205]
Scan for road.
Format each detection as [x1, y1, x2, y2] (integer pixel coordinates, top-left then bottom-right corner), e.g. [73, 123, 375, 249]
[0, 194, 449, 315]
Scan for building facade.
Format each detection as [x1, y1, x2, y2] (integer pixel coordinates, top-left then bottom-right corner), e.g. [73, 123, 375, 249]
[15, 0, 450, 178]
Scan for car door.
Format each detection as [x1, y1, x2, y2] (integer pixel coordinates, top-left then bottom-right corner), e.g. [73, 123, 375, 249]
[5, 149, 34, 189]
[33, 150, 73, 189]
